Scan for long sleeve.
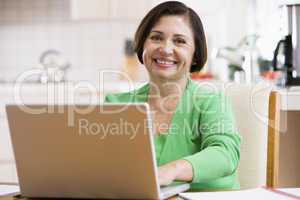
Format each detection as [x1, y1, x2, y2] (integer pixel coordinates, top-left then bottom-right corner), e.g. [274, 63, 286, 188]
[104, 94, 114, 103]
[183, 92, 241, 184]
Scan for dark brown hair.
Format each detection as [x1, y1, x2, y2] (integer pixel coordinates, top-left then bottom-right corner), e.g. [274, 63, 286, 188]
[134, 1, 207, 72]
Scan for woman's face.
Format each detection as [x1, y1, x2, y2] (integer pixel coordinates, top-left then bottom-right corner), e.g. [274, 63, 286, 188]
[143, 15, 195, 81]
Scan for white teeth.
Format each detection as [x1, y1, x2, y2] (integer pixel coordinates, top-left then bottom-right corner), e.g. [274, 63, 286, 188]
[156, 59, 175, 65]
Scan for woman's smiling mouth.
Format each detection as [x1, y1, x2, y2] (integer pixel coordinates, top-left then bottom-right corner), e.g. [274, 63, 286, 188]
[153, 58, 178, 68]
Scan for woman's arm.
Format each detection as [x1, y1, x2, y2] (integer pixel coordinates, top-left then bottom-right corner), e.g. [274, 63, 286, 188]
[183, 92, 241, 183]
[159, 92, 241, 185]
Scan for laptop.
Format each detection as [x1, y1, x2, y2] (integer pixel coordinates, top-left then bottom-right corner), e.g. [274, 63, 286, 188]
[6, 103, 190, 200]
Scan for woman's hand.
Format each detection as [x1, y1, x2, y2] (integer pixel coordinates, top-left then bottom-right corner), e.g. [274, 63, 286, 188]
[158, 162, 178, 186]
[158, 159, 193, 186]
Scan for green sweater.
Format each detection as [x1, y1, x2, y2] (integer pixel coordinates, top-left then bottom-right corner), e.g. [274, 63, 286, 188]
[105, 79, 241, 190]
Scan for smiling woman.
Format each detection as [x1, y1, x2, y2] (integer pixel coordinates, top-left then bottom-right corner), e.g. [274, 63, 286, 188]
[142, 15, 195, 81]
[105, 1, 241, 190]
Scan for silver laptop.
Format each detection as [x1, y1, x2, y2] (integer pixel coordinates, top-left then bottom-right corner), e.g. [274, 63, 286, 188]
[6, 103, 190, 200]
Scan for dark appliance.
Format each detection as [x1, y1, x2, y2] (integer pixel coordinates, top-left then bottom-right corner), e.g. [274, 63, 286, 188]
[273, 3, 300, 86]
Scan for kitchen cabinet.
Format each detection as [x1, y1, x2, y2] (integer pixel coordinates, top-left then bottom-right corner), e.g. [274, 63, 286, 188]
[71, 0, 110, 20]
[152, 0, 229, 15]
[71, 0, 232, 21]
[110, 0, 151, 20]
[71, 0, 151, 20]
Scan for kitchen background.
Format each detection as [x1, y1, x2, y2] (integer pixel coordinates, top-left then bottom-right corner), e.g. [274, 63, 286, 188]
[0, 0, 285, 183]
[0, 0, 283, 84]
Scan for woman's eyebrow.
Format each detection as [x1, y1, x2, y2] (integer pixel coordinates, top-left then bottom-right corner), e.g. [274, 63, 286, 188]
[150, 30, 163, 34]
[151, 30, 188, 38]
[174, 34, 187, 38]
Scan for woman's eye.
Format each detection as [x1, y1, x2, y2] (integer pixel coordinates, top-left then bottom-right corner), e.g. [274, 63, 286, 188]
[150, 35, 162, 41]
[174, 38, 186, 44]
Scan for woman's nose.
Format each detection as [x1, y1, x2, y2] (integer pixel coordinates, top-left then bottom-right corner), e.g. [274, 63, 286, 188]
[159, 40, 174, 55]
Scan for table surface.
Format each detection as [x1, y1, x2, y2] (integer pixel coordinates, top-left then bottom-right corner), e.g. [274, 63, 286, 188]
[1, 188, 300, 200]
[1, 194, 181, 200]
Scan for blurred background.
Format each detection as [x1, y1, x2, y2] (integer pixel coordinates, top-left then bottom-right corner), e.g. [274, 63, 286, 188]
[0, 0, 284, 84]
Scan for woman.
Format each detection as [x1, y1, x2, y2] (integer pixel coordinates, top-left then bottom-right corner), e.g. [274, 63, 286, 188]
[105, 1, 241, 190]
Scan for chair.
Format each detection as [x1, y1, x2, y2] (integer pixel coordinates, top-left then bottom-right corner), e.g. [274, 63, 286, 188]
[266, 91, 280, 188]
[267, 90, 300, 188]
[196, 81, 273, 189]
[225, 82, 272, 189]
